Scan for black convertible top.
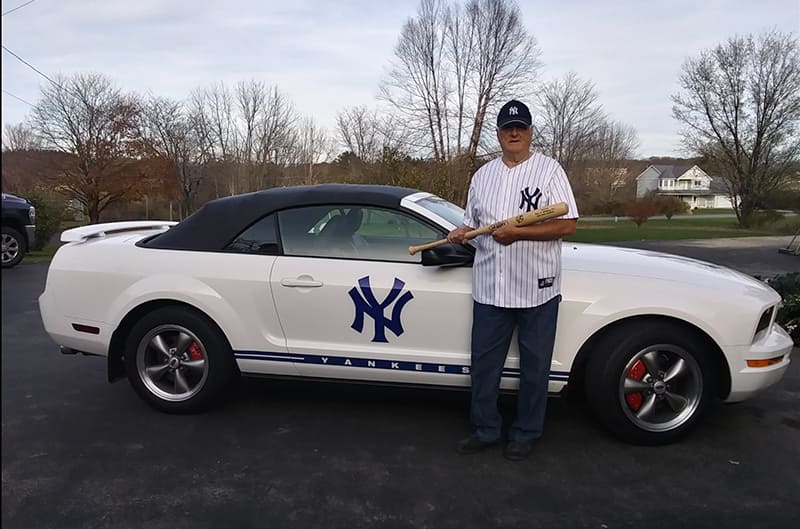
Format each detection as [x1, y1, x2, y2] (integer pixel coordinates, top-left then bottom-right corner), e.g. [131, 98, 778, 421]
[143, 183, 420, 251]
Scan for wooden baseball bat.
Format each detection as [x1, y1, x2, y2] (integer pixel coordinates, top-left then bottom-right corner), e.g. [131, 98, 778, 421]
[408, 202, 569, 255]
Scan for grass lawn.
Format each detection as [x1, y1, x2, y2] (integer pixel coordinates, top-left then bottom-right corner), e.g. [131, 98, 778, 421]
[566, 217, 798, 243]
[687, 208, 735, 215]
[25, 243, 61, 264]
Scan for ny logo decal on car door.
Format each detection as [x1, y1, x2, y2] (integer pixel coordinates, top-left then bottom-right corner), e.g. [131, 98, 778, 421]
[349, 276, 414, 343]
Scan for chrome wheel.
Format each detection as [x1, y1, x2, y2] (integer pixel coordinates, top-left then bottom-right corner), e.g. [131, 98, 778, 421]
[136, 324, 209, 402]
[618, 344, 703, 433]
[2, 232, 20, 265]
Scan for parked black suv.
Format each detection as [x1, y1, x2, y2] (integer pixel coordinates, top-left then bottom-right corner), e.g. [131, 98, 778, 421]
[2, 192, 36, 268]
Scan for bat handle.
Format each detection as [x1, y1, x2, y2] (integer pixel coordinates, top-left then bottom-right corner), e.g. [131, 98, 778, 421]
[408, 238, 449, 255]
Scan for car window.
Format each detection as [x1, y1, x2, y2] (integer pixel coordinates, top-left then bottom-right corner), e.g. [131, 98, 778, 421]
[415, 195, 465, 227]
[225, 214, 279, 255]
[278, 206, 442, 262]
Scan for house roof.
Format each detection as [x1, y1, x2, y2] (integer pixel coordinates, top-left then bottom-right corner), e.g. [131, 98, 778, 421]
[709, 177, 730, 194]
[651, 164, 693, 179]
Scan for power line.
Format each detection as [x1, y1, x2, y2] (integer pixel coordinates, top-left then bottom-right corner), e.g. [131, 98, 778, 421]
[2, 0, 36, 17]
[1, 44, 63, 90]
[2, 88, 33, 106]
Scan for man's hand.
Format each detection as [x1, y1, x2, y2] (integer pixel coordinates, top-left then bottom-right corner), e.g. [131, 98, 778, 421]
[491, 224, 519, 245]
[447, 225, 472, 244]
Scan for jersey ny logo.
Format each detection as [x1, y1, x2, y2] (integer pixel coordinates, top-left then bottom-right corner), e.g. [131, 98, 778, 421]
[349, 276, 414, 343]
[519, 186, 542, 212]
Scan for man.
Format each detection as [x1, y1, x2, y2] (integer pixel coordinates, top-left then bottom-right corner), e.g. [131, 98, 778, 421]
[447, 99, 579, 461]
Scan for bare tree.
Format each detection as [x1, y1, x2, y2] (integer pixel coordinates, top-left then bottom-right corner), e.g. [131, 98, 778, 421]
[2, 123, 41, 151]
[462, 0, 540, 162]
[534, 72, 606, 173]
[590, 121, 640, 162]
[190, 83, 236, 196]
[337, 106, 382, 161]
[584, 120, 640, 202]
[138, 96, 205, 217]
[250, 84, 296, 189]
[190, 81, 296, 194]
[234, 79, 272, 192]
[294, 117, 335, 185]
[382, 0, 450, 161]
[381, 0, 540, 165]
[672, 30, 800, 227]
[444, 2, 474, 156]
[30, 73, 154, 223]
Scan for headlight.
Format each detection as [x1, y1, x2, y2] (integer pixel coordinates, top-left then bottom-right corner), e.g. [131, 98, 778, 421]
[753, 305, 776, 342]
[28, 205, 36, 224]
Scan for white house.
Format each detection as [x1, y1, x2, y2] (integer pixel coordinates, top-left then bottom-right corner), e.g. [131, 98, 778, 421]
[635, 164, 734, 209]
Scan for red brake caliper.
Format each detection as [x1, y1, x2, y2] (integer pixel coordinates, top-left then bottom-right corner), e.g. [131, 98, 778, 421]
[188, 342, 204, 361]
[625, 359, 646, 411]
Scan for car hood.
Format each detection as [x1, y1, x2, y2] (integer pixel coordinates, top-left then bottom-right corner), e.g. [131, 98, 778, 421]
[564, 243, 775, 295]
[2, 193, 29, 206]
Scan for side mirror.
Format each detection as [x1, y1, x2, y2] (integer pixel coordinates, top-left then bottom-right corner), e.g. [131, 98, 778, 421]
[421, 243, 474, 267]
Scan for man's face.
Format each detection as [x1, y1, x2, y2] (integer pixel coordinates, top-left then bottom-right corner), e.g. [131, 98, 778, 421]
[497, 124, 533, 157]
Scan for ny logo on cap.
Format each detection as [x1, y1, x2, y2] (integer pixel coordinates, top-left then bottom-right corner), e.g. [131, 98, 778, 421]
[509, 106, 518, 115]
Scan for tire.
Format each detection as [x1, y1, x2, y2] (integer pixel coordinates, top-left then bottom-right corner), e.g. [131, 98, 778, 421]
[124, 306, 237, 413]
[2, 226, 26, 268]
[584, 321, 716, 445]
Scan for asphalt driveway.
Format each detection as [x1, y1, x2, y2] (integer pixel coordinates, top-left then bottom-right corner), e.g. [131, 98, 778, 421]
[2, 239, 798, 529]
[606, 236, 798, 278]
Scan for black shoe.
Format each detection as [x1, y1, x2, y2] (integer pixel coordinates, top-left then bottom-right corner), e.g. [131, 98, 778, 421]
[455, 434, 498, 455]
[503, 440, 535, 461]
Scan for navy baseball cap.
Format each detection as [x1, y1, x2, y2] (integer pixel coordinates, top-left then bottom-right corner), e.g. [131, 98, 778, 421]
[497, 100, 532, 129]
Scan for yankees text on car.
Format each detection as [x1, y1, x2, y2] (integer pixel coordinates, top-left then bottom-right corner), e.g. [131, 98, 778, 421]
[38, 184, 793, 444]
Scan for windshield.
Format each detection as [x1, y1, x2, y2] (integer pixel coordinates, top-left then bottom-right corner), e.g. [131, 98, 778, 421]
[415, 195, 465, 227]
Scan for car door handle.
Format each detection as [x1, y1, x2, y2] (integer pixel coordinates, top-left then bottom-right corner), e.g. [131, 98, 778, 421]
[280, 278, 324, 288]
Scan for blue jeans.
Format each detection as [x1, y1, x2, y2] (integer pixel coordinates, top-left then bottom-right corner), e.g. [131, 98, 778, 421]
[469, 296, 561, 443]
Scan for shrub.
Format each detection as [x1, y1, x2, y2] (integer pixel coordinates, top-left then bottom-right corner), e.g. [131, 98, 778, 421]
[595, 199, 627, 217]
[23, 191, 66, 250]
[655, 196, 689, 220]
[750, 209, 785, 228]
[625, 201, 658, 227]
[764, 188, 800, 212]
[767, 273, 799, 345]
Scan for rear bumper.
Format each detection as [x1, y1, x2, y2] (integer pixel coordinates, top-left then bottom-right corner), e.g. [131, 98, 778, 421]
[60, 346, 101, 356]
[39, 290, 109, 356]
[725, 324, 794, 402]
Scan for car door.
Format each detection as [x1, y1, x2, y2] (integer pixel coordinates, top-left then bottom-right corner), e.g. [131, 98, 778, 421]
[270, 204, 475, 387]
[218, 213, 299, 378]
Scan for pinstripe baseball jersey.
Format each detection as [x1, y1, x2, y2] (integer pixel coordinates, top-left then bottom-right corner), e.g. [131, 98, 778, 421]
[463, 153, 579, 308]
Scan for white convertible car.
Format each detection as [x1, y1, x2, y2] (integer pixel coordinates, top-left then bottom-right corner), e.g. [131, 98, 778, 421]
[39, 184, 793, 444]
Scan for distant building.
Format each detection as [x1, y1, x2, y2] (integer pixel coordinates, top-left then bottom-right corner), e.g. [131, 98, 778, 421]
[635, 164, 733, 209]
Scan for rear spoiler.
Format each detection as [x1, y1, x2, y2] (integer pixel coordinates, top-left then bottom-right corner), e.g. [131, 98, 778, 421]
[61, 221, 177, 243]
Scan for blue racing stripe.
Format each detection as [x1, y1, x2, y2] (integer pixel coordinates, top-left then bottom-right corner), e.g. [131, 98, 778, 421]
[234, 350, 570, 381]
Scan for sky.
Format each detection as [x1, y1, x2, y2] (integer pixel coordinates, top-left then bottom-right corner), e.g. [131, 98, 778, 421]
[1, 0, 798, 158]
